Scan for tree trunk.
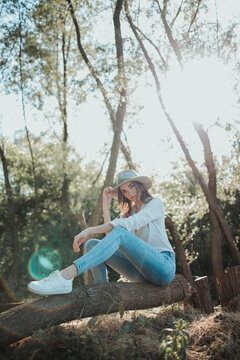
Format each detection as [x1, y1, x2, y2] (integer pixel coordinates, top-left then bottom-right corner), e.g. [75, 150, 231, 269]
[216, 265, 240, 306]
[18, 5, 39, 238]
[58, 24, 71, 239]
[0, 144, 20, 282]
[90, 0, 127, 226]
[154, 0, 183, 68]
[124, 0, 240, 265]
[0, 303, 23, 313]
[165, 216, 194, 285]
[193, 276, 214, 314]
[78, 212, 94, 285]
[0, 275, 192, 348]
[193, 122, 224, 281]
[66, 0, 134, 173]
[162, 113, 240, 265]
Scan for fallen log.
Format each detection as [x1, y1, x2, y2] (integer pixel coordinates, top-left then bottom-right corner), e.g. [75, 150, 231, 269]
[0, 303, 23, 313]
[0, 274, 191, 348]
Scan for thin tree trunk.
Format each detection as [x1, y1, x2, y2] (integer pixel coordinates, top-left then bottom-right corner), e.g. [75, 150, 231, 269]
[165, 216, 214, 312]
[124, 0, 240, 265]
[78, 212, 93, 285]
[153, 0, 235, 268]
[165, 216, 194, 285]
[154, 0, 183, 69]
[18, 1, 38, 235]
[193, 121, 224, 278]
[155, 0, 224, 277]
[0, 144, 20, 282]
[59, 24, 70, 230]
[187, 0, 202, 33]
[66, 0, 134, 170]
[90, 0, 127, 226]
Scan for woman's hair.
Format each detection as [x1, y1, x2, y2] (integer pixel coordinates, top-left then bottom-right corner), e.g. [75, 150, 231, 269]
[117, 181, 153, 218]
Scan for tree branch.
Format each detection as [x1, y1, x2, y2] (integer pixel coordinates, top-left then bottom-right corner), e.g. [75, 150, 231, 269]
[170, 0, 184, 27]
[66, 0, 134, 168]
[188, 0, 202, 33]
[154, 0, 183, 69]
[133, 23, 168, 70]
[66, 0, 115, 123]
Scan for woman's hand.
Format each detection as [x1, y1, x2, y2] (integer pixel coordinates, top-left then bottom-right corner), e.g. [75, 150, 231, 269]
[73, 228, 91, 253]
[102, 186, 114, 209]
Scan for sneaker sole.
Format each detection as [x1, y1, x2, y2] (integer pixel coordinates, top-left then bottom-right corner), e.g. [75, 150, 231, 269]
[28, 284, 72, 296]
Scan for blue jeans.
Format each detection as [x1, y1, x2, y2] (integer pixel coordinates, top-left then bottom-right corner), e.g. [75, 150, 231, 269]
[73, 226, 175, 285]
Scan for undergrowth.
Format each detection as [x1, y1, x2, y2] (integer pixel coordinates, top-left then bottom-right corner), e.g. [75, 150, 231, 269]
[1, 297, 240, 360]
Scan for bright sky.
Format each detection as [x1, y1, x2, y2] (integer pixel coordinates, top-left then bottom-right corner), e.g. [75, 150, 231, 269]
[0, 0, 239, 182]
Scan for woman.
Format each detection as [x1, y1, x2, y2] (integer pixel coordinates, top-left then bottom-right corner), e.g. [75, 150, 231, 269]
[28, 169, 175, 295]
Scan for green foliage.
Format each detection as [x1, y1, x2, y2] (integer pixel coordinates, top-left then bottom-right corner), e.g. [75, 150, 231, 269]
[0, 133, 104, 299]
[159, 319, 190, 360]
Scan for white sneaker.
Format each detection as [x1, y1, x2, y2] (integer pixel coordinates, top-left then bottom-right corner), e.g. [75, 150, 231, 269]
[28, 270, 73, 295]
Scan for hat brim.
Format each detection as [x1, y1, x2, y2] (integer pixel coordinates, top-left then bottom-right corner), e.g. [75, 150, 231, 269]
[110, 176, 152, 195]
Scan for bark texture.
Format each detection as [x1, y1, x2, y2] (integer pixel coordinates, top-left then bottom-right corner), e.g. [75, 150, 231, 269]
[0, 275, 192, 347]
[165, 216, 193, 285]
[0, 144, 20, 281]
[193, 121, 224, 280]
[59, 23, 70, 225]
[193, 276, 214, 314]
[216, 266, 240, 306]
[78, 212, 94, 285]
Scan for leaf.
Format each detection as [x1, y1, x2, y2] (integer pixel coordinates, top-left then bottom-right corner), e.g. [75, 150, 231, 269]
[88, 316, 98, 327]
[85, 327, 91, 336]
[119, 304, 125, 318]
[119, 321, 134, 335]
[138, 314, 145, 325]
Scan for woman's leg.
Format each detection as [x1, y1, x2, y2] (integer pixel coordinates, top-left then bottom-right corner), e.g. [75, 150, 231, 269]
[84, 239, 145, 284]
[74, 227, 175, 285]
[28, 226, 175, 295]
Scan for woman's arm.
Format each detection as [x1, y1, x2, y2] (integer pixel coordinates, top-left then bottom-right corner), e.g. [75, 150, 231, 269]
[102, 186, 114, 235]
[110, 198, 164, 232]
[73, 223, 114, 253]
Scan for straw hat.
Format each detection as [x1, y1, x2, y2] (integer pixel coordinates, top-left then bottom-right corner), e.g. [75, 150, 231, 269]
[111, 169, 152, 193]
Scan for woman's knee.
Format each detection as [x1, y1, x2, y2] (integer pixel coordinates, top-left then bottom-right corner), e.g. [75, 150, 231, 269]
[152, 271, 175, 285]
[84, 239, 100, 252]
[111, 226, 127, 236]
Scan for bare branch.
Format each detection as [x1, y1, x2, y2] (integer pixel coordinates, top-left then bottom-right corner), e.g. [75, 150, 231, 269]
[214, 0, 220, 57]
[162, 0, 168, 17]
[120, 132, 136, 170]
[188, 0, 202, 33]
[66, 0, 115, 123]
[154, 0, 183, 69]
[170, 0, 184, 27]
[133, 24, 168, 70]
[66, 0, 134, 168]
[92, 148, 111, 186]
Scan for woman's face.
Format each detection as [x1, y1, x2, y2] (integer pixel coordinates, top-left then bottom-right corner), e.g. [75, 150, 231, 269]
[119, 181, 138, 202]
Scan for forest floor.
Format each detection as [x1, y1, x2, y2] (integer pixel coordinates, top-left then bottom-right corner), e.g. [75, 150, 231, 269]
[1, 296, 240, 360]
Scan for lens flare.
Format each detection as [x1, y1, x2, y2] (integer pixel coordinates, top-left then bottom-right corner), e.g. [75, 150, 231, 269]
[28, 248, 61, 280]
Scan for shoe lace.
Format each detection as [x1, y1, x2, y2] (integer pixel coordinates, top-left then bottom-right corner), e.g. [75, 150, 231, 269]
[42, 271, 58, 282]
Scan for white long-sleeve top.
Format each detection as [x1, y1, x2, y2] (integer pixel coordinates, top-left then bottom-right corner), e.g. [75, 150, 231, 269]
[110, 197, 174, 253]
